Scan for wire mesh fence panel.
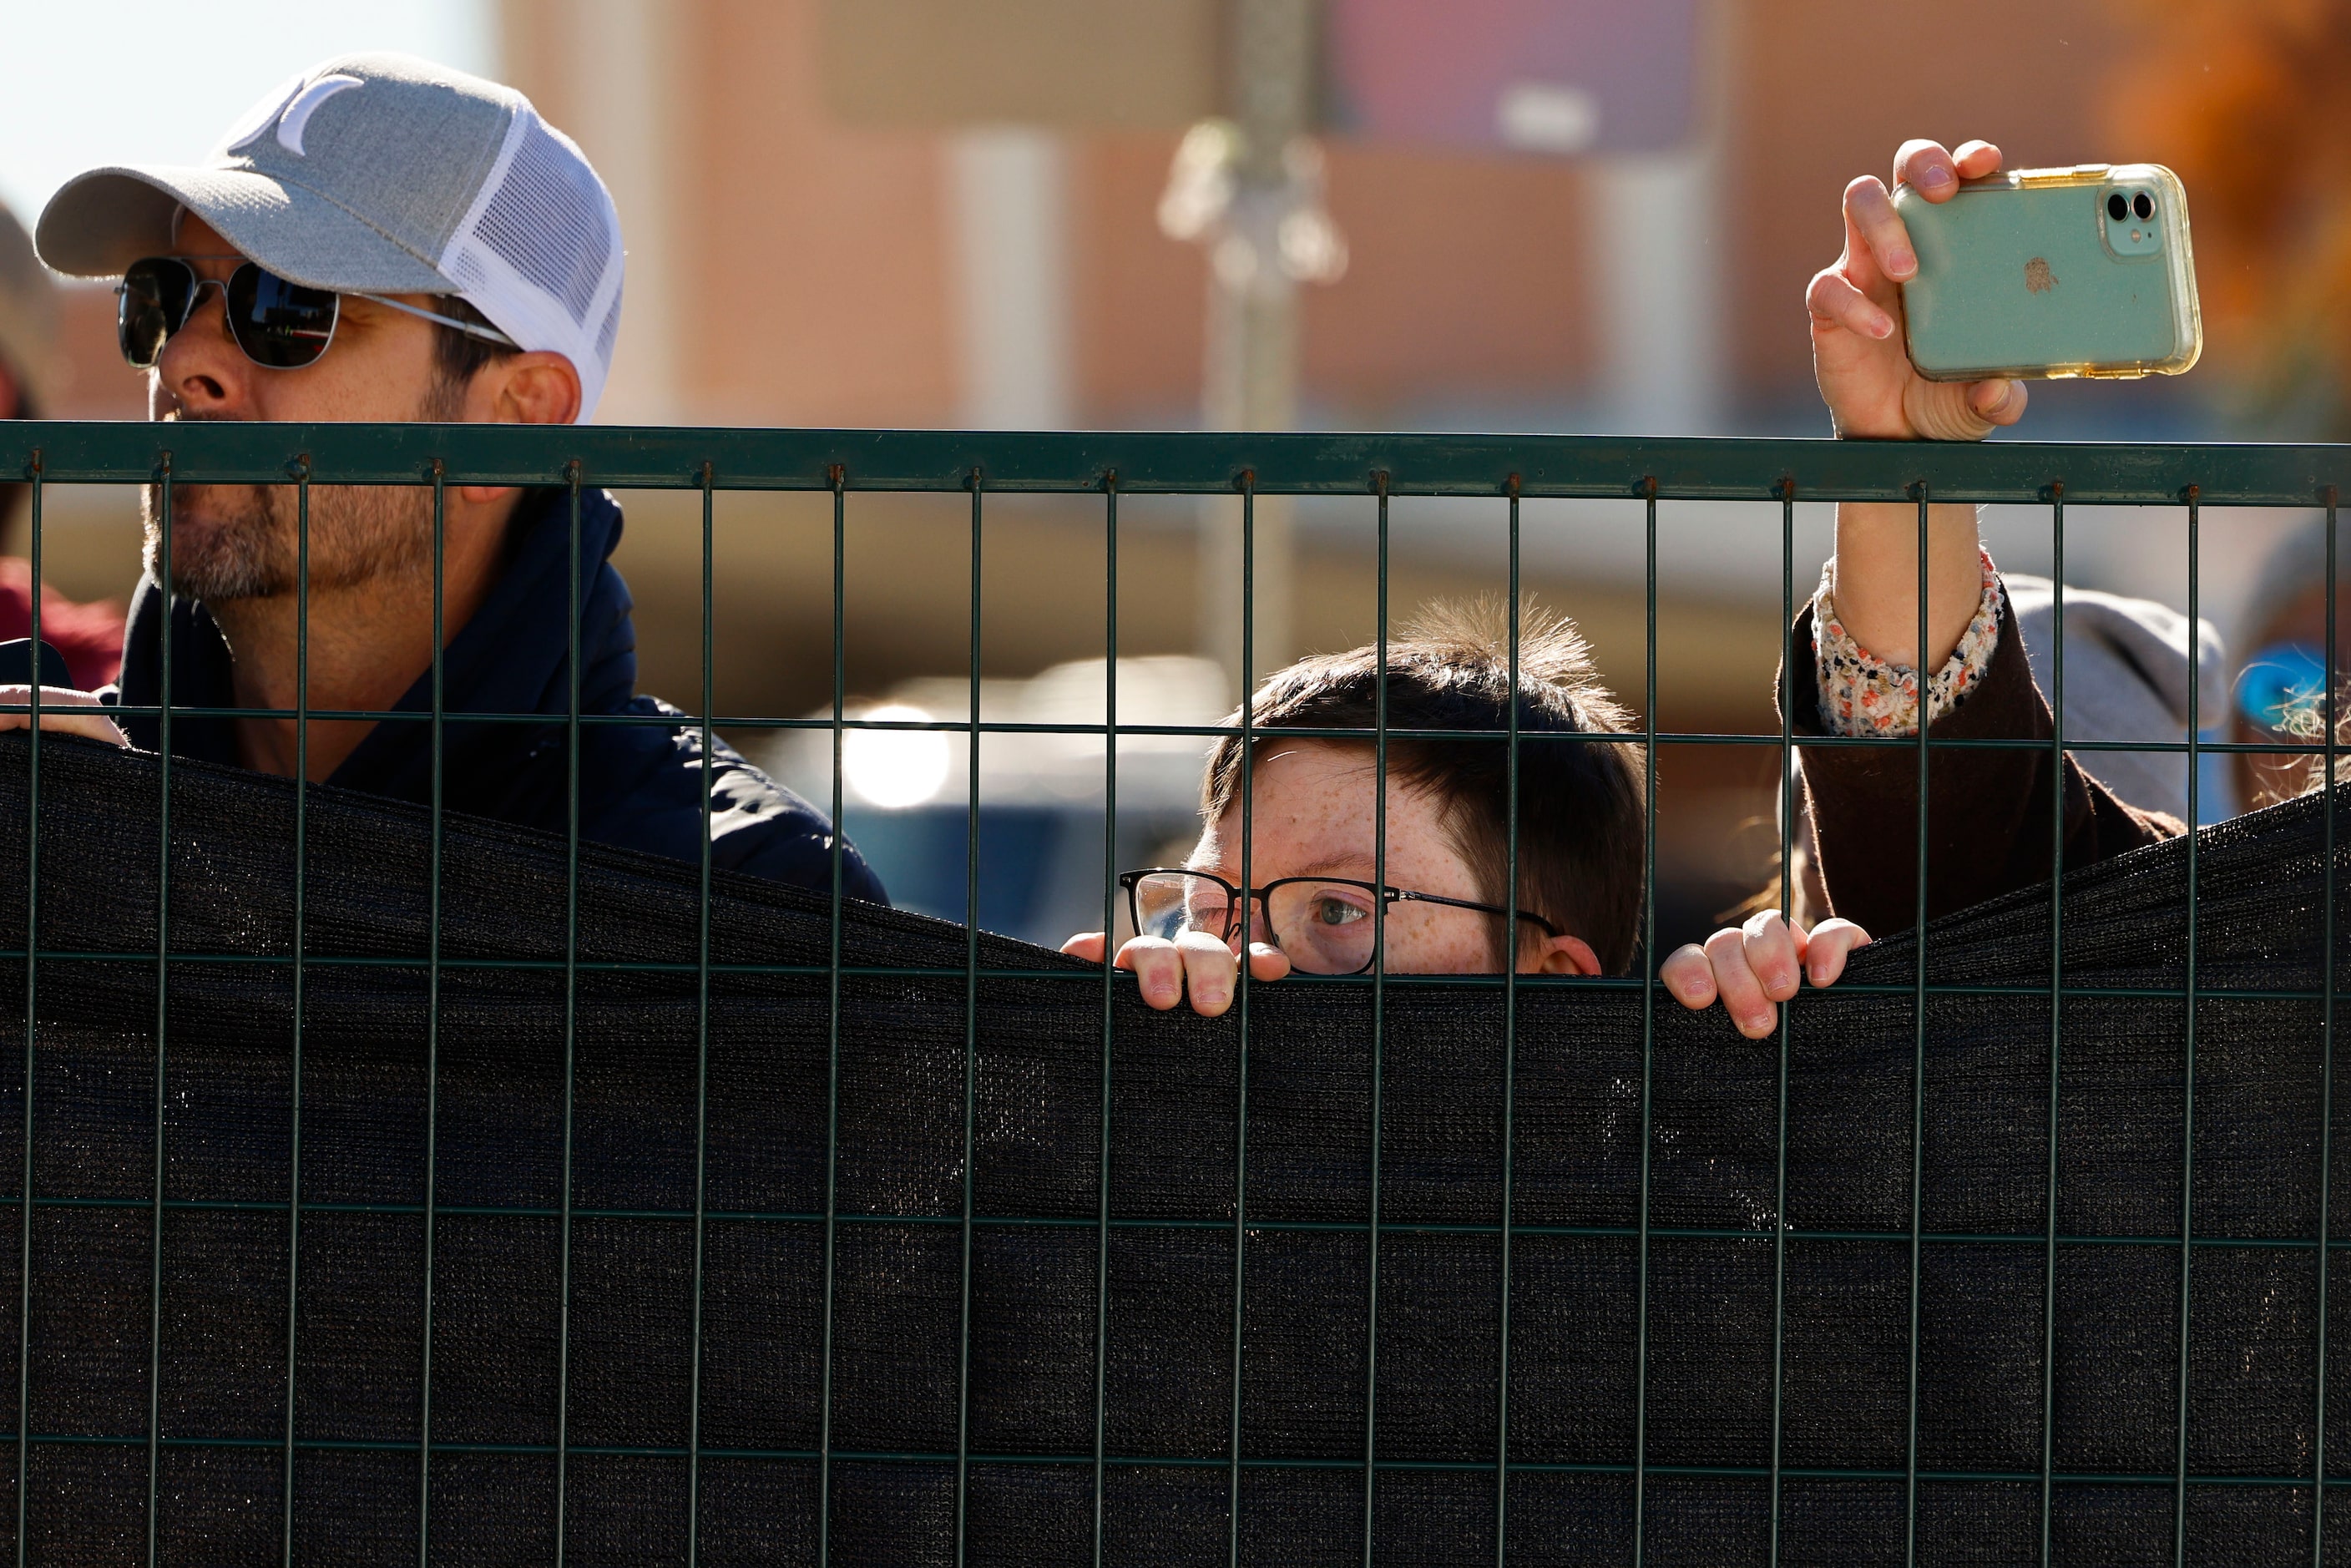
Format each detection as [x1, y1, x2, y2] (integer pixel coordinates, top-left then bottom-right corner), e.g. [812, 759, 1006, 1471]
[0, 423, 2345, 1566]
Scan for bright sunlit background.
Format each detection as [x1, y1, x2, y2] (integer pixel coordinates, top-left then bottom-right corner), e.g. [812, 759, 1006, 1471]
[0, 0, 494, 222]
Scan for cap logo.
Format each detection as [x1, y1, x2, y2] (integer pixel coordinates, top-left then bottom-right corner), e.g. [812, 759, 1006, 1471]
[271, 75, 364, 158]
[218, 73, 306, 157]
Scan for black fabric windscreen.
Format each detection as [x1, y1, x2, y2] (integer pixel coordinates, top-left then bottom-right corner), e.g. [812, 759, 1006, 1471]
[0, 731, 2341, 1564]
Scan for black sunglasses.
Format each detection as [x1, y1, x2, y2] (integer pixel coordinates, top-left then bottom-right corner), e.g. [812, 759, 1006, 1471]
[116, 255, 516, 372]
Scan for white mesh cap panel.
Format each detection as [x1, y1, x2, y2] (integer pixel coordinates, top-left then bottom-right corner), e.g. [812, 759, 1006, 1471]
[441, 106, 624, 421]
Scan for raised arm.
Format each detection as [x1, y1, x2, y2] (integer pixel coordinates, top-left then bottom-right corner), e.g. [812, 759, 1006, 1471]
[1666, 138, 2181, 1033]
[1807, 138, 2023, 669]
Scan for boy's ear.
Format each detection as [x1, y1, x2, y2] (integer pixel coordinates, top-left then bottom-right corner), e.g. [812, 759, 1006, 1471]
[1526, 933, 1602, 976]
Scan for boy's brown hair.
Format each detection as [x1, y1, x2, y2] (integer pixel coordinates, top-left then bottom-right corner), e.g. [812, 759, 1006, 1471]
[1200, 599, 1647, 974]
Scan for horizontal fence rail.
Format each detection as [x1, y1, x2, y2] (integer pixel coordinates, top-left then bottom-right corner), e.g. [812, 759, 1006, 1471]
[0, 422, 2345, 1568]
[10, 422, 2351, 502]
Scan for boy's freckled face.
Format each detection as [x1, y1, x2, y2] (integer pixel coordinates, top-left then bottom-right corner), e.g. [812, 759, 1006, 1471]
[1184, 741, 1501, 974]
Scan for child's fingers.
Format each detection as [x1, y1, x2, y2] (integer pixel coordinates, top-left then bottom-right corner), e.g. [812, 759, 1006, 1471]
[1119, 937, 1187, 1009]
[1659, 943, 1719, 1010]
[1804, 918, 1873, 987]
[1060, 932, 1108, 964]
[1738, 909, 1802, 1003]
[1176, 930, 1239, 1017]
[1245, 943, 1290, 983]
[1704, 928, 1778, 1039]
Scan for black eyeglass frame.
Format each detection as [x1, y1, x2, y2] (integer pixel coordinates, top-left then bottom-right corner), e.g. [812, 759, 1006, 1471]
[115, 254, 518, 372]
[1116, 866, 1565, 977]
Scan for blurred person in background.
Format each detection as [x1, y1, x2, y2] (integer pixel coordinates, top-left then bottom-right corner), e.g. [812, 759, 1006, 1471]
[2230, 520, 2349, 807]
[2001, 577, 2227, 826]
[0, 202, 125, 689]
[3, 54, 881, 901]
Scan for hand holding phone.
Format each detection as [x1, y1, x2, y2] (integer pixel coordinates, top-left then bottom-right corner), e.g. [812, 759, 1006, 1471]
[1807, 139, 2035, 444]
[1893, 164, 2201, 382]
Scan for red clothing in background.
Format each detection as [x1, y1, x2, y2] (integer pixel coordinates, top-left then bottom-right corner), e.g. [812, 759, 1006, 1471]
[0, 557, 124, 690]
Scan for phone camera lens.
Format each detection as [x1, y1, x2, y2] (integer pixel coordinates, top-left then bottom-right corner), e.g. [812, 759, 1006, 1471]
[2107, 192, 2129, 221]
[2132, 191, 2154, 221]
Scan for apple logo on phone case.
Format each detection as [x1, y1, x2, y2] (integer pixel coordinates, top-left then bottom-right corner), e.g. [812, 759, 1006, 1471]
[2025, 257, 2057, 295]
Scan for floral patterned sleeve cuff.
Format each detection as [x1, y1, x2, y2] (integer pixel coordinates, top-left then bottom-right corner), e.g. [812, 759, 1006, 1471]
[1813, 546, 2004, 737]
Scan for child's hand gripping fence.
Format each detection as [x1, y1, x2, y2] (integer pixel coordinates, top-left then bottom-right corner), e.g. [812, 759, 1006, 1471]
[0, 422, 2346, 1565]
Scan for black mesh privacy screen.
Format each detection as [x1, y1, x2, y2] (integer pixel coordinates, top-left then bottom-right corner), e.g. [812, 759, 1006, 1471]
[0, 731, 2344, 1565]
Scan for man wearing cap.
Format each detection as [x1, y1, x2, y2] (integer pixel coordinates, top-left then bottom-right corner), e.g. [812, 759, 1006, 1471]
[17, 53, 885, 901]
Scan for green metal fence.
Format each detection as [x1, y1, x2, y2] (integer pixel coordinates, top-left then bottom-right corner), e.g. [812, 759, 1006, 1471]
[3, 421, 2346, 1564]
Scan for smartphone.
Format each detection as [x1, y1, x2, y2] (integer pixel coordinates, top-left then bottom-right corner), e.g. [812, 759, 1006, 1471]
[1893, 163, 2201, 382]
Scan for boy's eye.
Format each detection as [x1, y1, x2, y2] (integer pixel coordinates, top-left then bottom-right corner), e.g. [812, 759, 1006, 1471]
[1310, 897, 1367, 927]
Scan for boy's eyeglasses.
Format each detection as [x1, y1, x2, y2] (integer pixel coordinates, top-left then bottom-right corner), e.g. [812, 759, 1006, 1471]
[116, 255, 516, 372]
[1119, 867, 1563, 977]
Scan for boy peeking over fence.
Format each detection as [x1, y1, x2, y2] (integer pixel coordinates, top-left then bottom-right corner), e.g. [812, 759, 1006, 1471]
[1061, 602, 1645, 1005]
[1070, 135, 2183, 1024]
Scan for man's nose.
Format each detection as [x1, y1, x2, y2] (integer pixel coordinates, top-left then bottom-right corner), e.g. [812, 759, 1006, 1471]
[152, 287, 251, 417]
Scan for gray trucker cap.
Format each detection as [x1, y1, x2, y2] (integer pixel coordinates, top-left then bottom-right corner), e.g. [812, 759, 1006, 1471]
[35, 52, 624, 419]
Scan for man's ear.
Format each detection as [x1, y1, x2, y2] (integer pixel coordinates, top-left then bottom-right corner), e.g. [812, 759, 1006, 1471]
[455, 351, 583, 503]
[1526, 933, 1603, 976]
[478, 351, 582, 427]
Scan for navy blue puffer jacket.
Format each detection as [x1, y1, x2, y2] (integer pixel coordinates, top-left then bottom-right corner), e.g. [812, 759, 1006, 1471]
[112, 484, 887, 903]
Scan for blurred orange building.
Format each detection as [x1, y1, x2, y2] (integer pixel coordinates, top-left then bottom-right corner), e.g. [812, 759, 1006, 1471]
[483, 0, 2131, 434]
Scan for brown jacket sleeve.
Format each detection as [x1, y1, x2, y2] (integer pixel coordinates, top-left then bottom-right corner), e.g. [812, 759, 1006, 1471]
[1786, 581, 2182, 938]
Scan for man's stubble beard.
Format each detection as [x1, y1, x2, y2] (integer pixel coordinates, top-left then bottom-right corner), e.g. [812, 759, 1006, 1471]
[139, 479, 437, 602]
[139, 383, 462, 604]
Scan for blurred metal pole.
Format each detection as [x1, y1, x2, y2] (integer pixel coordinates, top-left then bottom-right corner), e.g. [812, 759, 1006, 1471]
[558, 0, 681, 424]
[1196, 0, 1316, 699]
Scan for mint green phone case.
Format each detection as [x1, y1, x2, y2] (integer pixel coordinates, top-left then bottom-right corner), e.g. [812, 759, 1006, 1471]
[1893, 164, 2201, 382]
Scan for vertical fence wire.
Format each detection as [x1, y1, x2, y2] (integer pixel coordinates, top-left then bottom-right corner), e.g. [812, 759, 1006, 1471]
[142, 453, 174, 1567]
[552, 463, 584, 1561]
[1360, 472, 1392, 1566]
[685, 463, 717, 1563]
[2173, 490, 2203, 1565]
[1767, 478, 1796, 1562]
[417, 461, 447, 1565]
[280, 461, 311, 1565]
[1226, 474, 1257, 1568]
[1491, 477, 1522, 1565]
[820, 465, 848, 1560]
[1904, 482, 1931, 1565]
[1090, 473, 1119, 1566]
[2040, 483, 2067, 1565]
[1632, 476, 1659, 1565]
[13, 456, 36, 1568]
[2315, 486, 2340, 1563]
[955, 469, 983, 1563]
